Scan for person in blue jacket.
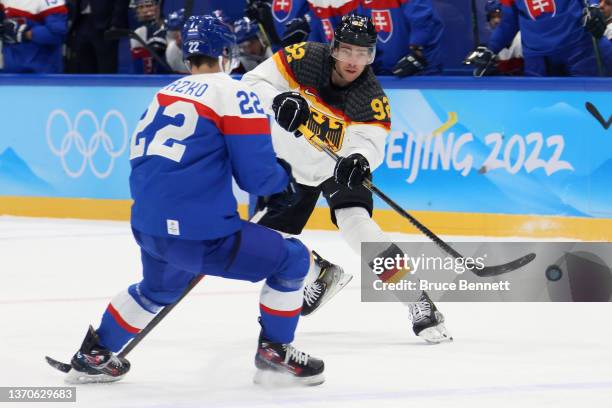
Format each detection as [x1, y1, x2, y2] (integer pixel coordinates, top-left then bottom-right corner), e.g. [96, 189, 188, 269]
[360, 0, 445, 76]
[0, 0, 68, 73]
[62, 15, 325, 387]
[466, 0, 609, 76]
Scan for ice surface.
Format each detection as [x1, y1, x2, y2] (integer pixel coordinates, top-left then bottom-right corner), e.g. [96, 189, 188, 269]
[1, 216, 611, 408]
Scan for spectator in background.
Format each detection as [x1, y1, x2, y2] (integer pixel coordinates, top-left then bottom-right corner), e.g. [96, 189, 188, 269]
[0, 0, 68, 73]
[66, 0, 129, 73]
[129, 0, 169, 74]
[233, 16, 272, 72]
[165, 8, 189, 73]
[360, 0, 445, 76]
[466, 0, 608, 76]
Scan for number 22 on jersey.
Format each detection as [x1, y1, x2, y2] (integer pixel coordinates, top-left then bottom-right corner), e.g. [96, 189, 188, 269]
[130, 98, 198, 162]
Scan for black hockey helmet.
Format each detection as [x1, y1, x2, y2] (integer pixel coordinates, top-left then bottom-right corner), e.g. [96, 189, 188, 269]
[334, 15, 377, 47]
[331, 15, 377, 65]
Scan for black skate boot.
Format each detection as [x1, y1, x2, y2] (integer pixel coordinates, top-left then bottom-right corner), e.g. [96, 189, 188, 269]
[254, 331, 325, 386]
[301, 251, 353, 316]
[66, 325, 130, 384]
[409, 291, 453, 344]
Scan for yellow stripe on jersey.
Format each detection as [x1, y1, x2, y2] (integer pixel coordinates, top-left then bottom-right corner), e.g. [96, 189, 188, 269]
[272, 52, 300, 89]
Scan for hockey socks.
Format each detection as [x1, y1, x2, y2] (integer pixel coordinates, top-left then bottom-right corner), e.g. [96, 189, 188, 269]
[97, 284, 163, 352]
[259, 281, 303, 344]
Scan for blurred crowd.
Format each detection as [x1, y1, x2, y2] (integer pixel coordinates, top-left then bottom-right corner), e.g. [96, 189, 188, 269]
[0, 0, 610, 76]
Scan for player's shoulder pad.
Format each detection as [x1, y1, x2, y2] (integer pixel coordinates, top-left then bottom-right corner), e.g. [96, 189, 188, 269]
[345, 68, 391, 126]
[280, 41, 330, 90]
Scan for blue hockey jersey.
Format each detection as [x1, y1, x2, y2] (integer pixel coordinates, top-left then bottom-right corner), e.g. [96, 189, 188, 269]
[129, 72, 289, 240]
[306, 0, 359, 43]
[271, 0, 310, 47]
[0, 0, 68, 73]
[359, 0, 444, 74]
[489, 0, 600, 56]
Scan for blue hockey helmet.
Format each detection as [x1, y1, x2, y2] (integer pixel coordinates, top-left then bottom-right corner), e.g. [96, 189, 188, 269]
[181, 15, 239, 73]
[234, 17, 260, 44]
[485, 0, 502, 18]
[166, 8, 185, 31]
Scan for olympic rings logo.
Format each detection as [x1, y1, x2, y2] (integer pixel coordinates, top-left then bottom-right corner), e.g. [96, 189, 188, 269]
[46, 109, 129, 179]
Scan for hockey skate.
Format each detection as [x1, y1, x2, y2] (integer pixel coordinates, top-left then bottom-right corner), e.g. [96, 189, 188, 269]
[409, 291, 453, 344]
[65, 326, 130, 384]
[254, 331, 325, 387]
[301, 251, 353, 316]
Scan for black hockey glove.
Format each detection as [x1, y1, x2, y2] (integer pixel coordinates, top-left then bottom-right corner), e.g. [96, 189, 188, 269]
[464, 46, 497, 77]
[245, 0, 281, 45]
[146, 23, 168, 55]
[281, 16, 311, 47]
[257, 158, 301, 213]
[334, 153, 371, 189]
[392, 47, 427, 77]
[2, 19, 28, 44]
[583, 5, 607, 39]
[272, 92, 310, 133]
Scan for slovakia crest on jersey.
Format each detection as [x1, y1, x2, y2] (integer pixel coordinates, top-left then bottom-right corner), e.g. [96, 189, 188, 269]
[322, 18, 334, 42]
[272, 0, 293, 23]
[371, 10, 393, 43]
[524, 0, 556, 20]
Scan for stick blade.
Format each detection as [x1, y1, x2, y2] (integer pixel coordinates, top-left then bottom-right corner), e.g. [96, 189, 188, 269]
[45, 356, 72, 373]
[474, 253, 536, 277]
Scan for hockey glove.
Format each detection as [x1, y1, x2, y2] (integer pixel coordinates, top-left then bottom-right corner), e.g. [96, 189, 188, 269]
[392, 47, 427, 77]
[257, 158, 301, 213]
[145, 23, 167, 53]
[464, 46, 497, 77]
[272, 92, 310, 133]
[583, 5, 607, 39]
[281, 16, 311, 47]
[2, 19, 28, 44]
[334, 153, 371, 189]
[245, 0, 281, 45]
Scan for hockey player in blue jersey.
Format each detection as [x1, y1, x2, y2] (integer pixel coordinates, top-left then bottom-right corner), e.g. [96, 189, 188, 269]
[233, 16, 272, 72]
[245, 0, 311, 50]
[0, 0, 68, 73]
[65, 15, 325, 386]
[360, 0, 445, 76]
[465, 0, 610, 76]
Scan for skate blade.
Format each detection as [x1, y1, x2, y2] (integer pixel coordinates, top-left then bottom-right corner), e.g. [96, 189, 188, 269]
[65, 369, 125, 384]
[304, 273, 353, 317]
[253, 369, 325, 387]
[418, 324, 453, 344]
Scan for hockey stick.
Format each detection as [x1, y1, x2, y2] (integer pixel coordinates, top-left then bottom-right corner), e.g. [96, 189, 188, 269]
[104, 28, 174, 73]
[583, 0, 605, 76]
[45, 274, 204, 374]
[184, 0, 195, 18]
[297, 123, 536, 277]
[470, 0, 481, 47]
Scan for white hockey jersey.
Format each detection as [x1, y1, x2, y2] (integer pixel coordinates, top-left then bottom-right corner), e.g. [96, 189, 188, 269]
[242, 42, 391, 187]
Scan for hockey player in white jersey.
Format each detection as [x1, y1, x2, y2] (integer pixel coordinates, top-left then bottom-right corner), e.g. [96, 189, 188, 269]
[60, 15, 324, 386]
[242, 15, 452, 343]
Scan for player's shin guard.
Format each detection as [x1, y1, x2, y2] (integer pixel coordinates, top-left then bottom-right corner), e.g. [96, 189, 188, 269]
[259, 282, 303, 344]
[96, 284, 163, 352]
